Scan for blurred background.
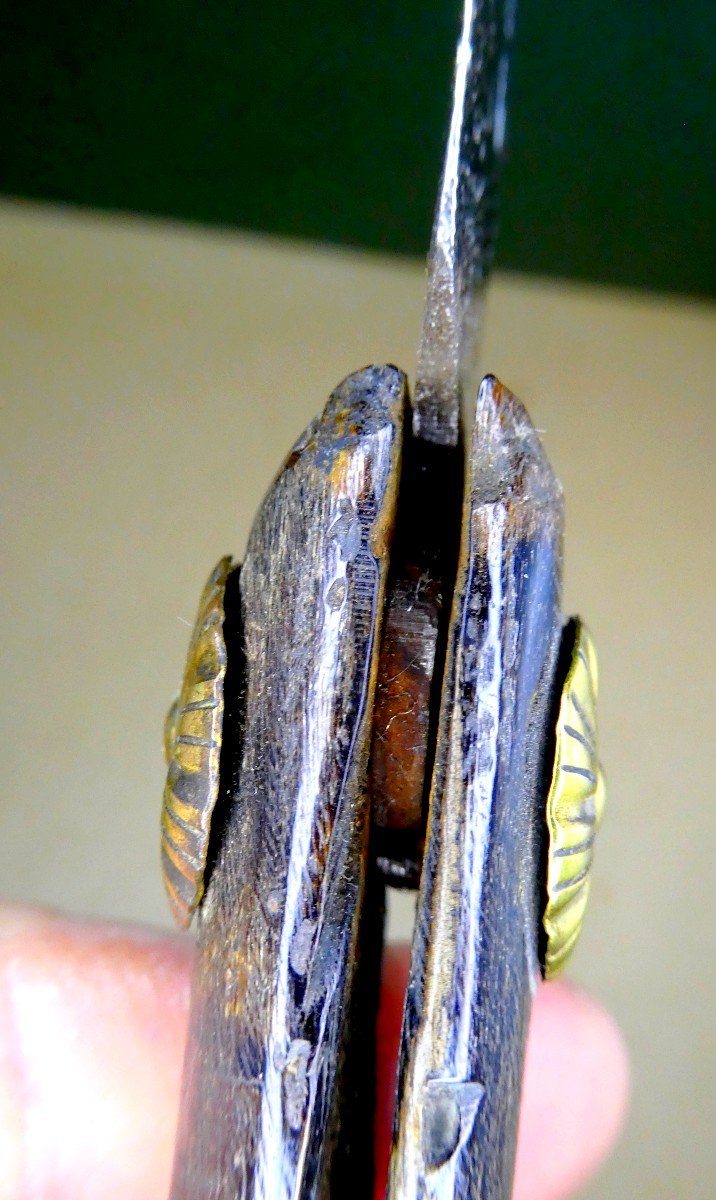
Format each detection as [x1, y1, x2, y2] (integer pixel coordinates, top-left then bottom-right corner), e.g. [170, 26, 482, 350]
[2, 0, 714, 295]
[1, 2, 715, 1198]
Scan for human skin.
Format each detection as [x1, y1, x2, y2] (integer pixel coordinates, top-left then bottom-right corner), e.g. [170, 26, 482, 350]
[0, 907, 628, 1200]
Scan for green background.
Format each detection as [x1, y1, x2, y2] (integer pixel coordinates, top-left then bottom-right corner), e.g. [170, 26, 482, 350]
[2, 1, 714, 296]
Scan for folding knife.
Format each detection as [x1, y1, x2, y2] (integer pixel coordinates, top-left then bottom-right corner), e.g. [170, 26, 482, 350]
[160, 3, 604, 1196]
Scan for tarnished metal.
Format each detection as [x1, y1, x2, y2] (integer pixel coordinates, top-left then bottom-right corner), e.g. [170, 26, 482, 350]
[368, 428, 464, 886]
[367, 0, 515, 877]
[161, 556, 233, 928]
[413, 0, 515, 447]
[543, 620, 605, 979]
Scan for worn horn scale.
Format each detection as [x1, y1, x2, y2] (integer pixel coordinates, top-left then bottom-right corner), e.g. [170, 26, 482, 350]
[159, 3, 605, 1197]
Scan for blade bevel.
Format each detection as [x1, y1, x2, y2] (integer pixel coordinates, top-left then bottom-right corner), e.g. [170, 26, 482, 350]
[414, 0, 515, 447]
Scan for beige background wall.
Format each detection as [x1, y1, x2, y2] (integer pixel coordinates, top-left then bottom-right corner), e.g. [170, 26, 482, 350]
[1, 198, 715, 1197]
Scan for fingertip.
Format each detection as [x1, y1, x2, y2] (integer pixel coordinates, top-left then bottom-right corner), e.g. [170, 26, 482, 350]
[514, 979, 630, 1200]
[374, 952, 629, 1200]
[0, 913, 629, 1200]
[0, 905, 194, 1200]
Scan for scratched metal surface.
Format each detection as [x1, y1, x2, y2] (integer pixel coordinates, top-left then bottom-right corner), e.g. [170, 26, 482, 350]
[388, 377, 564, 1199]
[414, 0, 514, 447]
[169, 366, 405, 1199]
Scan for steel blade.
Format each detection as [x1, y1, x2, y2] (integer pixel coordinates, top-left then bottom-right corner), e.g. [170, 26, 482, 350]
[414, 0, 514, 446]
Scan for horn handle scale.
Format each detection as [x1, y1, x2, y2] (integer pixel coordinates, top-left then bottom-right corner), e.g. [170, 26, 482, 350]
[170, 367, 405, 1199]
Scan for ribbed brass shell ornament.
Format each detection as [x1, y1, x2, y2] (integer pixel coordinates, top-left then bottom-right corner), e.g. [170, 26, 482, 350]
[543, 620, 605, 979]
[161, 557, 233, 927]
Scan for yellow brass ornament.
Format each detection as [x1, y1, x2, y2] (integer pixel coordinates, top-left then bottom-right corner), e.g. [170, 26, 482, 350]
[163, 695, 181, 764]
[161, 556, 233, 928]
[543, 620, 605, 979]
